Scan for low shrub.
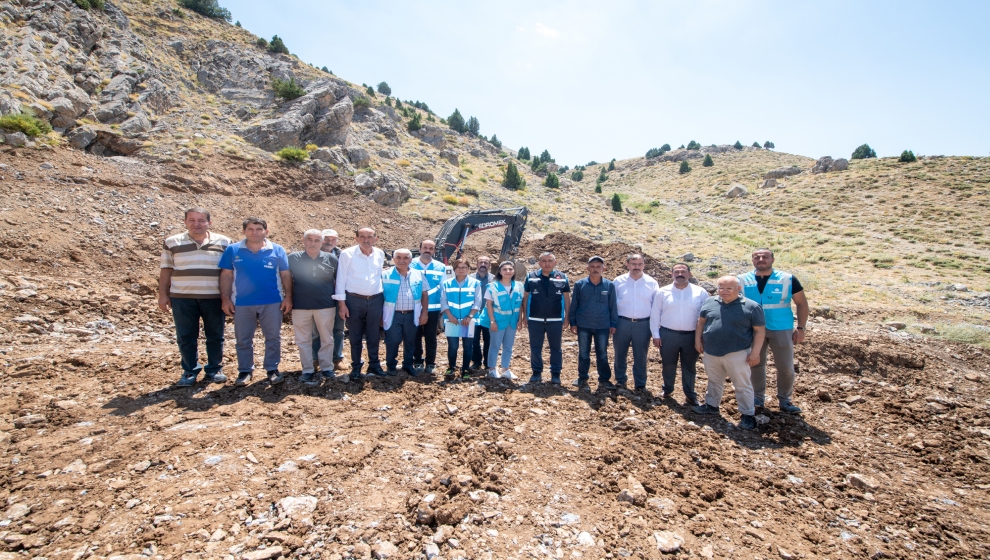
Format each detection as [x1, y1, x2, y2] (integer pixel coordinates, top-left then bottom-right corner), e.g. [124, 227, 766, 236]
[407, 112, 423, 132]
[305, 144, 318, 152]
[463, 187, 479, 197]
[178, 0, 230, 21]
[73, 0, 105, 10]
[276, 147, 308, 162]
[899, 150, 917, 163]
[256, 38, 268, 49]
[457, 196, 470, 207]
[649, 200, 660, 207]
[396, 159, 411, 167]
[442, 195, 459, 205]
[365, 85, 375, 97]
[544, 173, 560, 188]
[272, 78, 305, 101]
[570, 169, 584, 181]
[0, 109, 53, 137]
[352, 96, 371, 110]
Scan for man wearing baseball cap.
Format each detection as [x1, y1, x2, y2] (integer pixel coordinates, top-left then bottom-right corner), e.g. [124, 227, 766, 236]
[568, 256, 618, 390]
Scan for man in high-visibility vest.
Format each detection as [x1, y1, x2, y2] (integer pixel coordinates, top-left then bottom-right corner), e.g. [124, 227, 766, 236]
[737, 248, 810, 414]
[411, 239, 446, 376]
[382, 249, 430, 376]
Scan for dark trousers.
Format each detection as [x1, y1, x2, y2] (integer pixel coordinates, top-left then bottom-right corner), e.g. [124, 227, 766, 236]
[446, 336, 472, 372]
[384, 311, 417, 371]
[345, 293, 384, 371]
[171, 297, 225, 376]
[528, 320, 563, 378]
[577, 327, 611, 382]
[614, 318, 651, 387]
[471, 325, 490, 369]
[414, 310, 441, 366]
[311, 312, 345, 364]
[659, 327, 700, 400]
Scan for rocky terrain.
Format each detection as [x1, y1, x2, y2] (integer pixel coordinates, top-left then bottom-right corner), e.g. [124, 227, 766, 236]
[2, 1, 990, 559]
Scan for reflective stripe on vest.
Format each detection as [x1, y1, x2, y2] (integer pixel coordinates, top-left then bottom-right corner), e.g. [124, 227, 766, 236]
[443, 277, 479, 321]
[739, 269, 794, 330]
[482, 280, 523, 329]
[383, 268, 423, 308]
[412, 259, 445, 310]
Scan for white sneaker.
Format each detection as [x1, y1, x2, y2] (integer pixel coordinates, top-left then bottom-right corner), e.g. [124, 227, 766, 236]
[502, 369, 517, 380]
[487, 369, 499, 379]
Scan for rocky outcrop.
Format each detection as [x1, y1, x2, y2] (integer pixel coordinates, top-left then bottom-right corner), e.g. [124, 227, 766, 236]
[725, 183, 748, 198]
[241, 87, 353, 151]
[411, 171, 434, 182]
[763, 166, 803, 179]
[758, 178, 778, 189]
[346, 145, 370, 168]
[657, 149, 705, 162]
[192, 40, 294, 107]
[812, 156, 848, 174]
[439, 149, 459, 166]
[412, 125, 446, 148]
[353, 172, 410, 208]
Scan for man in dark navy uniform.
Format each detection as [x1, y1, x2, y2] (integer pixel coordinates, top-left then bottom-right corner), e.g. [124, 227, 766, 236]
[520, 252, 570, 385]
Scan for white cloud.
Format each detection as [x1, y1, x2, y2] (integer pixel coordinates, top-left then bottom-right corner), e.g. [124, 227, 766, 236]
[534, 22, 559, 38]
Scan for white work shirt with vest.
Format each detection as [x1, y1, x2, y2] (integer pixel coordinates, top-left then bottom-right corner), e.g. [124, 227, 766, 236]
[738, 269, 795, 331]
[411, 257, 446, 312]
[480, 280, 524, 330]
[381, 267, 426, 330]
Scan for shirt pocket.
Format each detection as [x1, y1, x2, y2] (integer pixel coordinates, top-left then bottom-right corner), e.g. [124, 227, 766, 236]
[599, 290, 610, 303]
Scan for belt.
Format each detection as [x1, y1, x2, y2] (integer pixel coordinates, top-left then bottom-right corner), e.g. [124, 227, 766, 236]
[661, 326, 695, 334]
[346, 291, 382, 300]
[395, 310, 414, 314]
[527, 317, 562, 322]
[619, 316, 650, 322]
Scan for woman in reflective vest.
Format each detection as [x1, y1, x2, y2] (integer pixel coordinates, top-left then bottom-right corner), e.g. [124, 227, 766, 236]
[440, 259, 481, 380]
[481, 261, 524, 380]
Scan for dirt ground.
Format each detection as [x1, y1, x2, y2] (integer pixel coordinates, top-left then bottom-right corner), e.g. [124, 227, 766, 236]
[2, 147, 990, 560]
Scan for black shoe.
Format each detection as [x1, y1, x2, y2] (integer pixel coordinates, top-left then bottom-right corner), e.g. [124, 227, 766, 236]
[739, 415, 757, 430]
[267, 370, 284, 385]
[550, 376, 561, 385]
[234, 372, 252, 386]
[661, 390, 674, 399]
[598, 381, 616, 391]
[527, 374, 542, 384]
[779, 400, 803, 414]
[320, 370, 335, 380]
[348, 371, 363, 383]
[685, 397, 701, 407]
[406, 367, 419, 377]
[176, 371, 198, 387]
[634, 386, 647, 393]
[461, 369, 471, 379]
[616, 382, 628, 392]
[692, 403, 721, 415]
[299, 371, 317, 385]
[574, 380, 590, 391]
[367, 367, 387, 377]
[385, 368, 398, 376]
[444, 368, 455, 381]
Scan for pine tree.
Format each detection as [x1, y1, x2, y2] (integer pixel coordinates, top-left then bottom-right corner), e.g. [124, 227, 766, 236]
[467, 116, 480, 135]
[611, 193, 622, 212]
[407, 112, 423, 132]
[608, 159, 615, 171]
[539, 149, 552, 163]
[764, 141, 775, 150]
[686, 140, 700, 150]
[518, 147, 530, 160]
[490, 134, 501, 149]
[268, 35, 289, 55]
[447, 109, 465, 133]
[752, 142, 761, 148]
[702, 154, 714, 167]
[851, 143, 877, 159]
[733, 140, 743, 150]
[598, 167, 607, 183]
[377, 82, 391, 95]
[502, 161, 524, 190]
[899, 150, 917, 163]
[544, 173, 560, 188]
[679, 160, 691, 174]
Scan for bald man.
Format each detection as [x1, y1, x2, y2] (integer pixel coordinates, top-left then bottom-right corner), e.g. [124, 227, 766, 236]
[692, 276, 765, 431]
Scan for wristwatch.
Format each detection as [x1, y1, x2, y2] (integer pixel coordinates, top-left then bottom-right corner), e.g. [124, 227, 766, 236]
[796, 327, 805, 330]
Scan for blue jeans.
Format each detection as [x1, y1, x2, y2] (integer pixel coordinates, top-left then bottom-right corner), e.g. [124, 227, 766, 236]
[528, 320, 563, 378]
[312, 310, 344, 364]
[384, 311, 417, 371]
[577, 327, 611, 382]
[171, 297, 225, 376]
[446, 336, 472, 372]
[488, 326, 517, 369]
[613, 318, 651, 387]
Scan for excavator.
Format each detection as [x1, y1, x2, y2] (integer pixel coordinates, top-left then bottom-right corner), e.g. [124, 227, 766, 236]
[399, 207, 529, 279]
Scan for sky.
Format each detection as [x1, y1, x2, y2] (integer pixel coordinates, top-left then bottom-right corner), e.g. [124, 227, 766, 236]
[229, 0, 990, 166]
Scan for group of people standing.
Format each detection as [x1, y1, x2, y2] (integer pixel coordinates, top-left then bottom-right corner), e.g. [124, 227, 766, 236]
[158, 208, 809, 430]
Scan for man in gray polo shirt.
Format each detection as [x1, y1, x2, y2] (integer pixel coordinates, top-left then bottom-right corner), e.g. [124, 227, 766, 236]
[289, 229, 338, 385]
[692, 276, 766, 430]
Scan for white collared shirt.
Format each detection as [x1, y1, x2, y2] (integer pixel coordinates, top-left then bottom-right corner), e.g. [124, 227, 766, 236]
[333, 244, 386, 299]
[650, 282, 711, 336]
[613, 273, 659, 319]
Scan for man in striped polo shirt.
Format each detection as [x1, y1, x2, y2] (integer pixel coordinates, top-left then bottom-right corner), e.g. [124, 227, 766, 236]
[158, 208, 231, 387]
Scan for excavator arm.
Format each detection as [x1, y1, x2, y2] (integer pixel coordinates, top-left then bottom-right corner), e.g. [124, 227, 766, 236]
[433, 207, 528, 265]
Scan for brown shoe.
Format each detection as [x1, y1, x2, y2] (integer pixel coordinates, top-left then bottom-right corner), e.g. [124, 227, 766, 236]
[333, 358, 345, 371]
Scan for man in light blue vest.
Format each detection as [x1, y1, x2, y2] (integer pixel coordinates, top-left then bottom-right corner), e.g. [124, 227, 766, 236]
[411, 239, 446, 376]
[738, 248, 809, 414]
[382, 249, 430, 376]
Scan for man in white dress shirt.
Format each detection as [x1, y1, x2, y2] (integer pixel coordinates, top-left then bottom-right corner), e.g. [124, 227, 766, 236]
[650, 263, 710, 405]
[612, 254, 660, 391]
[334, 227, 386, 382]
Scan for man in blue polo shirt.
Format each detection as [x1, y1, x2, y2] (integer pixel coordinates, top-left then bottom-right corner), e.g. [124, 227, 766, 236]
[219, 217, 292, 387]
[521, 251, 570, 385]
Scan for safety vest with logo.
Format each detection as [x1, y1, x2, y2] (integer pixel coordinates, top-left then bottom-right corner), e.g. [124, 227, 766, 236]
[381, 267, 424, 330]
[411, 258, 446, 311]
[738, 269, 794, 331]
[479, 280, 523, 330]
[442, 276, 480, 322]
[525, 269, 569, 321]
